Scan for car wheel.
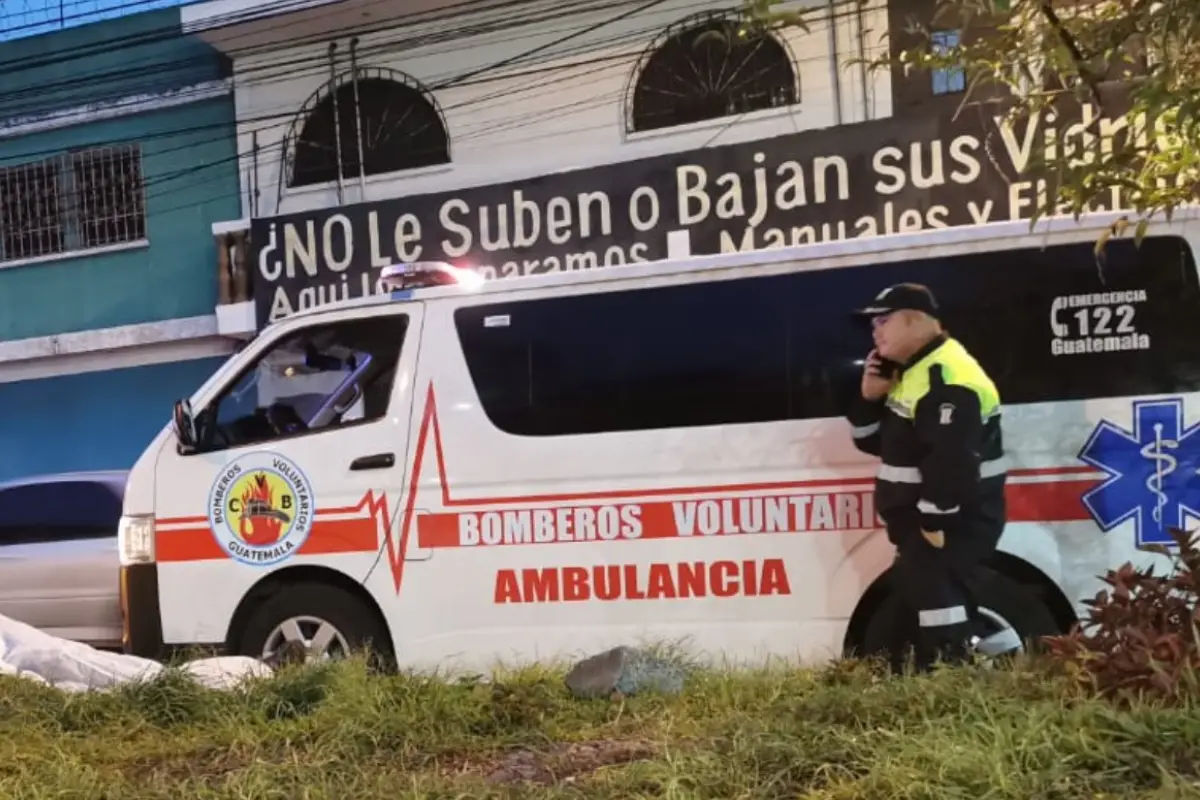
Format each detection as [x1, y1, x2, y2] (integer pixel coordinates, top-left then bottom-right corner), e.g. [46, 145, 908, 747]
[238, 582, 392, 668]
[859, 566, 1061, 665]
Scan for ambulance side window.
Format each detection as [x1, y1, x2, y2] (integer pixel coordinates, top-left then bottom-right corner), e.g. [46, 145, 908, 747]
[457, 274, 786, 435]
[1013, 235, 1200, 401]
[454, 271, 866, 436]
[456, 233, 1200, 439]
[924, 235, 1200, 403]
[840, 235, 1200, 404]
[197, 314, 408, 453]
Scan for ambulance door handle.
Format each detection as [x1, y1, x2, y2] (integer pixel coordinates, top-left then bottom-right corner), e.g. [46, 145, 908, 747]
[350, 453, 395, 471]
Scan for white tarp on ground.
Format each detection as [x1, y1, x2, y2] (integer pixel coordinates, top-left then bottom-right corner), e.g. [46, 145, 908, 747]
[0, 614, 271, 692]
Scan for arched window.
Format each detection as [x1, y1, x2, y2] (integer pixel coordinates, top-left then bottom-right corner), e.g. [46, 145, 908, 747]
[287, 67, 450, 189]
[627, 12, 799, 134]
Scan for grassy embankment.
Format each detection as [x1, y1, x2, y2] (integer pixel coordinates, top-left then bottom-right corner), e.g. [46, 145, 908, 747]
[2, 653, 1199, 799]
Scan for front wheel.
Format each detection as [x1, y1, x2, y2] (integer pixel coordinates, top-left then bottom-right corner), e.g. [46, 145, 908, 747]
[238, 582, 392, 668]
[860, 566, 1061, 664]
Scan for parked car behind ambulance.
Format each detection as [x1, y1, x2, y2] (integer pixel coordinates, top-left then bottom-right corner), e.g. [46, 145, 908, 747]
[0, 470, 126, 648]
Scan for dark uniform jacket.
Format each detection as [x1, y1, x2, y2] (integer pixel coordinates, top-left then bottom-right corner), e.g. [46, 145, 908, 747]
[846, 335, 1007, 544]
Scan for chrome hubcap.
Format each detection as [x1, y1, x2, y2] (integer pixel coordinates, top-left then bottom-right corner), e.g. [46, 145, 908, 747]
[262, 615, 349, 662]
[971, 607, 1023, 659]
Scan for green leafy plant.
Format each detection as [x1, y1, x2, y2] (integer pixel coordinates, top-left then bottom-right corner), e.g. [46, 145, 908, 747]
[744, 0, 1200, 233]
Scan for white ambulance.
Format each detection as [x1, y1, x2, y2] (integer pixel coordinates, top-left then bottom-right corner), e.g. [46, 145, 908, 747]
[116, 210, 1200, 670]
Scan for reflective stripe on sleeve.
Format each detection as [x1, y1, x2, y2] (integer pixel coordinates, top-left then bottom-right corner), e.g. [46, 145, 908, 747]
[979, 457, 1007, 479]
[851, 422, 880, 439]
[877, 464, 921, 483]
[917, 499, 960, 515]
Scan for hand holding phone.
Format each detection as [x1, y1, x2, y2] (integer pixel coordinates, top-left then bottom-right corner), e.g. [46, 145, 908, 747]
[862, 349, 897, 401]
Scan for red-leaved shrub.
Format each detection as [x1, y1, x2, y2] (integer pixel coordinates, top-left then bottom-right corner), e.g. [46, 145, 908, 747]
[1042, 526, 1200, 705]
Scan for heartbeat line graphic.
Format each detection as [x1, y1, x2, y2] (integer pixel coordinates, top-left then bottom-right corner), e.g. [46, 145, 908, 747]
[157, 383, 1105, 596]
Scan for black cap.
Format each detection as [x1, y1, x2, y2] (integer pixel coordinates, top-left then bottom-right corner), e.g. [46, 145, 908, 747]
[853, 283, 940, 321]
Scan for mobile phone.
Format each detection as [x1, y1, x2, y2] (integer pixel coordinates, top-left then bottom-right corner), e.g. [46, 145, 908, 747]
[876, 358, 900, 379]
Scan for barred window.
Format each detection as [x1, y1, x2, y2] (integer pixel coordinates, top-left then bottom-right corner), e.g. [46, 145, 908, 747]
[0, 144, 146, 264]
[930, 30, 966, 95]
[288, 68, 450, 189]
[627, 11, 799, 134]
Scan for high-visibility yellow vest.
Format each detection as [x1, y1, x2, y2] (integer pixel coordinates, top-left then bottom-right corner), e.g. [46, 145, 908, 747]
[886, 337, 1000, 421]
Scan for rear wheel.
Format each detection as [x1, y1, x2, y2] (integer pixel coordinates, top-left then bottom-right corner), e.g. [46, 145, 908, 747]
[859, 566, 1060, 665]
[238, 582, 392, 668]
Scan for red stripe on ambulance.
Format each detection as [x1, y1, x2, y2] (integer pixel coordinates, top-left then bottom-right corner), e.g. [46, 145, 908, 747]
[418, 491, 879, 548]
[156, 385, 1101, 598]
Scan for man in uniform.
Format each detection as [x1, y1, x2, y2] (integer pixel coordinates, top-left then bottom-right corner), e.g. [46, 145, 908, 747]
[845, 283, 1007, 672]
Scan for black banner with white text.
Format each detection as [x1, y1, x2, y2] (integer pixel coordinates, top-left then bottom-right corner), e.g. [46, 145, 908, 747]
[250, 96, 1139, 327]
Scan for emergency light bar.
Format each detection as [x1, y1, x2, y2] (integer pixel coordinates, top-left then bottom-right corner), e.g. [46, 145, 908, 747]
[378, 261, 484, 292]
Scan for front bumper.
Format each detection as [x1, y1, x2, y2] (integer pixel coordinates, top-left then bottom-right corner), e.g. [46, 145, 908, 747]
[119, 563, 163, 659]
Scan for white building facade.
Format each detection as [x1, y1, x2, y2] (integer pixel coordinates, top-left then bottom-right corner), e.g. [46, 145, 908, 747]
[181, 0, 1096, 330]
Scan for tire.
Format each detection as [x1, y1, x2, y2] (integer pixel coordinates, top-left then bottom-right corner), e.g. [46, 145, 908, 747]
[859, 566, 1061, 663]
[238, 582, 392, 668]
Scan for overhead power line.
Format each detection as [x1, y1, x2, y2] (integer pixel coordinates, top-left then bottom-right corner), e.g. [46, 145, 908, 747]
[0, 0, 834, 115]
[0, 0, 612, 114]
[0, 0, 839, 232]
[0, 0, 845, 164]
[0, 7, 688, 164]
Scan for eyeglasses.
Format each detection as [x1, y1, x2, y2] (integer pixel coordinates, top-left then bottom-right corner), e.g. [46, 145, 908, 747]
[870, 313, 894, 329]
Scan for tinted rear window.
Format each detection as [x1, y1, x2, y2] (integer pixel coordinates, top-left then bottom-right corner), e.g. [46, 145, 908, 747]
[0, 479, 124, 531]
[454, 235, 1200, 436]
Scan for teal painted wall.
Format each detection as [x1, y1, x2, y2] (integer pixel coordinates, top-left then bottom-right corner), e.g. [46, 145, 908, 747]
[0, 356, 228, 482]
[0, 94, 241, 341]
[0, 10, 240, 485]
[2, 0, 190, 45]
[0, 8, 230, 119]
[0, 7, 239, 342]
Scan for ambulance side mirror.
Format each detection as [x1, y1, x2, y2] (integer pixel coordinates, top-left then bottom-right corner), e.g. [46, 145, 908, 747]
[173, 399, 198, 454]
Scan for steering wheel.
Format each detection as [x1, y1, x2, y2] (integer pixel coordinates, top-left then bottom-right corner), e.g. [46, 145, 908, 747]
[266, 402, 308, 436]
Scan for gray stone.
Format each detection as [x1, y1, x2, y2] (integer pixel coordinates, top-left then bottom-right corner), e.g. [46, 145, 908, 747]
[565, 646, 630, 699]
[565, 646, 687, 699]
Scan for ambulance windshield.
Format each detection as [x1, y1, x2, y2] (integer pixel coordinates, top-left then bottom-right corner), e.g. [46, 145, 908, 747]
[197, 314, 405, 451]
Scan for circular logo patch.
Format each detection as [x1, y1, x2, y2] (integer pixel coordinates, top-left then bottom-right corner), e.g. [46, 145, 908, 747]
[207, 452, 315, 566]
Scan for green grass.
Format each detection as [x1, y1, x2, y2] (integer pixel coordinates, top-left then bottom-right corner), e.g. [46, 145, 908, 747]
[3, 655, 1200, 799]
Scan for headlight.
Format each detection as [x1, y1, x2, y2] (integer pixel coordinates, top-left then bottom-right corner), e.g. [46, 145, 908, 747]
[117, 514, 156, 565]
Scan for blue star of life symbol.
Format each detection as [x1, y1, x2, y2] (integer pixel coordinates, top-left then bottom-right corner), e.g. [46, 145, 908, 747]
[1078, 398, 1200, 547]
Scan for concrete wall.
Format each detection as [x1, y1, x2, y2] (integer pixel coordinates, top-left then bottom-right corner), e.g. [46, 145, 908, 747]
[231, 0, 892, 220]
[0, 355, 226, 481]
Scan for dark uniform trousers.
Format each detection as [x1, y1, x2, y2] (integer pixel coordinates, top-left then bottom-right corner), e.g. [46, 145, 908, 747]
[847, 335, 1007, 672]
